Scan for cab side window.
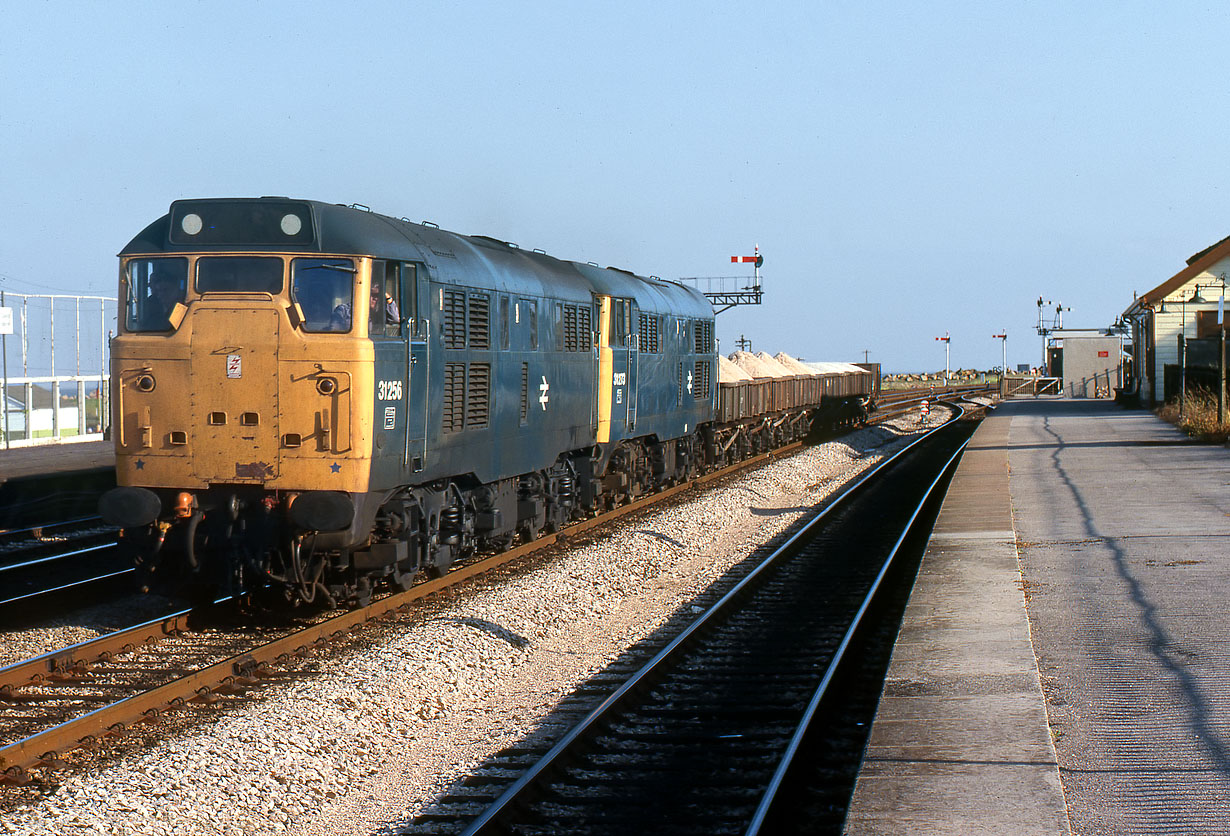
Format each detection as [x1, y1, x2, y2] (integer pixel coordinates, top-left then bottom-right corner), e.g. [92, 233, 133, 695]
[369, 260, 402, 337]
[524, 299, 538, 349]
[610, 298, 632, 347]
[401, 263, 418, 337]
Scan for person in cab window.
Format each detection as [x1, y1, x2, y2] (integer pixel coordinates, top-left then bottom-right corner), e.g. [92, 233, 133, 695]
[329, 301, 352, 331]
[384, 292, 400, 324]
[333, 287, 398, 334]
[368, 285, 400, 335]
[143, 269, 183, 330]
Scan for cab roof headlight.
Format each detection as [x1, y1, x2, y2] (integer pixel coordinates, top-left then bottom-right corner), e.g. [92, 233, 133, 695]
[181, 213, 203, 235]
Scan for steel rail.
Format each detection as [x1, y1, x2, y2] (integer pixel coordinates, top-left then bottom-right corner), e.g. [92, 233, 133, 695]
[0, 568, 135, 610]
[0, 542, 128, 616]
[0, 516, 109, 545]
[743, 428, 971, 835]
[0, 526, 116, 569]
[869, 384, 994, 426]
[876, 382, 995, 405]
[0, 542, 115, 576]
[458, 408, 965, 836]
[0, 610, 194, 700]
[0, 438, 809, 782]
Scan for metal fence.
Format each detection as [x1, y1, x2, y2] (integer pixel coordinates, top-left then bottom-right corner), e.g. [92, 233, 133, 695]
[1004, 376, 1062, 397]
[1, 291, 116, 448]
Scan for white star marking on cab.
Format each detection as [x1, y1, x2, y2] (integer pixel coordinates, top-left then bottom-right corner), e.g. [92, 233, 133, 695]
[539, 376, 550, 410]
[687, 370, 693, 394]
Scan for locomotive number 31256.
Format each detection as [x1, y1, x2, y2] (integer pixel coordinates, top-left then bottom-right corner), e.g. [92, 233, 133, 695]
[378, 380, 403, 401]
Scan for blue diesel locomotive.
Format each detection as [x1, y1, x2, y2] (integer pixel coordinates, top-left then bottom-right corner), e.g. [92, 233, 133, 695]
[99, 198, 721, 607]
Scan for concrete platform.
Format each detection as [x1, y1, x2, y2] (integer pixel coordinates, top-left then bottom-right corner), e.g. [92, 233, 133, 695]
[0, 439, 114, 485]
[844, 402, 1069, 835]
[845, 398, 1230, 834]
[1006, 400, 1230, 834]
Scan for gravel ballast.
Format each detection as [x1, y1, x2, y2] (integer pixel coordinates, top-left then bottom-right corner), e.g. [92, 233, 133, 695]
[0, 410, 957, 836]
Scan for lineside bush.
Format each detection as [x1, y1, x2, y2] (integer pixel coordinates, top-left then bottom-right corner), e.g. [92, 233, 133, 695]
[1158, 386, 1230, 442]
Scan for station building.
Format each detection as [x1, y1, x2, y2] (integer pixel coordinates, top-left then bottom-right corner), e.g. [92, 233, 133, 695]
[1044, 329, 1124, 398]
[1121, 235, 1230, 407]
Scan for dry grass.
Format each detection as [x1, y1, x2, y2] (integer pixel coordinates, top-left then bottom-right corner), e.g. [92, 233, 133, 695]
[1157, 387, 1230, 442]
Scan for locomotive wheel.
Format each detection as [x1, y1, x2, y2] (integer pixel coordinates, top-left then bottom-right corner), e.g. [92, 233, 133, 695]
[487, 534, 516, 552]
[391, 568, 415, 592]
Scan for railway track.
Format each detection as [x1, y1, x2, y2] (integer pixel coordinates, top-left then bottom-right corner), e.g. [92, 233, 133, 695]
[0, 516, 118, 566]
[0, 425, 854, 786]
[429, 407, 975, 835]
[0, 480, 116, 534]
[0, 517, 130, 621]
[871, 382, 995, 423]
[0, 543, 131, 614]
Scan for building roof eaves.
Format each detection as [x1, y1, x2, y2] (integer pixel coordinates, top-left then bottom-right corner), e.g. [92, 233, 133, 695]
[1136, 234, 1230, 309]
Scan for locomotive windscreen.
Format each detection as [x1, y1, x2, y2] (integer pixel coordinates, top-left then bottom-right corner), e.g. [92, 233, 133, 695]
[169, 200, 315, 245]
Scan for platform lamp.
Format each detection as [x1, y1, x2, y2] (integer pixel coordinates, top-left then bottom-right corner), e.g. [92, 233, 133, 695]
[1209, 273, 1229, 425]
[1179, 284, 1210, 418]
[1220, 275, 1227, 425]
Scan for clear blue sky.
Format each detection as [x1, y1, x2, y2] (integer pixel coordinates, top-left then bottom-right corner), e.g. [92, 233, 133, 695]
[3, 1, 1228, 373]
